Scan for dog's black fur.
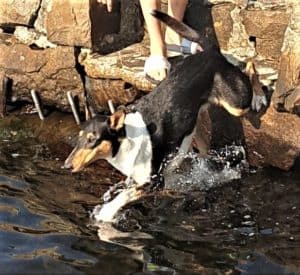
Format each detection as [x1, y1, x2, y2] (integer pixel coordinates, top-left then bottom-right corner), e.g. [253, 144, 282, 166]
[64, 10, 258, 222]
[132, 11, 252, 173]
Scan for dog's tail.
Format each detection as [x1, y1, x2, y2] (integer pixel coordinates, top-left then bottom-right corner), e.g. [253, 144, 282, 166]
[151, 10, 210, 49]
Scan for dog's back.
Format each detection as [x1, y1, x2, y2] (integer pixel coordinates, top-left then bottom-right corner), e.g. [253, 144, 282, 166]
[133, 49, 252, 171]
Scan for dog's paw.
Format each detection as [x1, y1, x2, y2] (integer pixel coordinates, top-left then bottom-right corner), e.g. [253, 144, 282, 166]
[90, 204, 116, 223]
[251, 94, 267, 112]
[103, 181, 125, 202]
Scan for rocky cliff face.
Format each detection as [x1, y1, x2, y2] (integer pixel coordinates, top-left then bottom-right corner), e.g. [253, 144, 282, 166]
[0, 0, 299, 170]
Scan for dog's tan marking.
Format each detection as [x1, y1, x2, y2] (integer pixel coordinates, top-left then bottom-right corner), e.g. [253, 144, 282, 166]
[79, 130, 84, 137]
[209, 96, 248, 117]
[71, 141, 112, 172]
[219, 99, 249, 117]
[108, 109, 125, 131]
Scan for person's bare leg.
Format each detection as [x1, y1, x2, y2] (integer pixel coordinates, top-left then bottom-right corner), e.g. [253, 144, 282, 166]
[165, 0, 188, 50]
[140, 0, 168, 82]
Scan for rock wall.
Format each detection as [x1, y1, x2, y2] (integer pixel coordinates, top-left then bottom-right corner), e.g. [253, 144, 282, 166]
[0, 0, 144, 111]
[0, 0, 299, 170]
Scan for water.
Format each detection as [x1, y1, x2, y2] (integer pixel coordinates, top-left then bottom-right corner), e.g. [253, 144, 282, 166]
[0, 113, 299, 274]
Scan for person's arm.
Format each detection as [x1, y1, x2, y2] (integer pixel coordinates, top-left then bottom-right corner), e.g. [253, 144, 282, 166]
[97, 0, 113, 12]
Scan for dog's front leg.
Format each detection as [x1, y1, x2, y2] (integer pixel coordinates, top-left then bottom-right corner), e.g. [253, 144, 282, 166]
[92, 187, 143, 223]
[102, 179, 129, 202]
[164, 132, 194, 173]
[103, 177, 135, 202]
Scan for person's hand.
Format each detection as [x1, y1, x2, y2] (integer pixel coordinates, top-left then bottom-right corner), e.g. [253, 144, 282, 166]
[97, 0, 113, 12]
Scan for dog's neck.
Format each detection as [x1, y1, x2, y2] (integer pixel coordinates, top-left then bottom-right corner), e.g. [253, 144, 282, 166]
[106, 112, 152, 186]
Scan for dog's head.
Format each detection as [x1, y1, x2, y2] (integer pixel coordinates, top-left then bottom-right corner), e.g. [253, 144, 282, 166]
[64, 110, 126, 172]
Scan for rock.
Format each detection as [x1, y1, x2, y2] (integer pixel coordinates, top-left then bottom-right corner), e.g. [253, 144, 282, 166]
[34, 0, 144, 52]
[283, 86, 300, 114]
[0, 0, 41, 26]
[14, 26, 56, 48]
[90, 0, 144, 54]
[41, 0, 91, 48]
[241, 9, 290, 62]
[194, 106, 300, 170]
[0, 33, 84, 111]
[273, 0, 300, 114]
[243, 106, 300, 170]
[79, 44, 155, 92]
[211, 3, 235, 51]
[274, 44, 300, 112]
[85, 77, 142, 112]
[246, 0, 286, 10]
[33, 0, 50, 34]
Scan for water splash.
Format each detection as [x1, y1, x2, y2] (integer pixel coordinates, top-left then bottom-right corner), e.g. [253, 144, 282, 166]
[163, 145, 248, 192]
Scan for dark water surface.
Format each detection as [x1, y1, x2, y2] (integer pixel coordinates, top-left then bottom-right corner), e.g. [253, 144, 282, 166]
[0, 113, 299, 275]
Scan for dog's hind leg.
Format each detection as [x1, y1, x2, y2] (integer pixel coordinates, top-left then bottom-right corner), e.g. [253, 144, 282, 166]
[165, 131, 194, 173]
[245, 61, 267, 112]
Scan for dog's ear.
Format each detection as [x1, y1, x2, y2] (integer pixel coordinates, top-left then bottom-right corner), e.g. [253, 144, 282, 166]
[107, 109, 126, 131]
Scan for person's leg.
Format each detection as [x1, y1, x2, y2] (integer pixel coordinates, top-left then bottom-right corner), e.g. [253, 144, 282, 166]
[165, 0, 188, 47]
[140, 0, 169, 82]
[140, 0, 165, 57]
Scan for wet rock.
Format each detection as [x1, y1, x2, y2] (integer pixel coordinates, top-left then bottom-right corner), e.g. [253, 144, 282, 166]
[0, 0, 41, 26]
[0, 33, 84, 111]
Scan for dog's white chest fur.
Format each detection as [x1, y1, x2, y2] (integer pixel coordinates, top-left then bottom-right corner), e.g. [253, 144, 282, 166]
[106, 112, 152, 185]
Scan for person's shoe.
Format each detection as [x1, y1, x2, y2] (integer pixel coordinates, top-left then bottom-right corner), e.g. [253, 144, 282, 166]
[167, 38, 203, 56]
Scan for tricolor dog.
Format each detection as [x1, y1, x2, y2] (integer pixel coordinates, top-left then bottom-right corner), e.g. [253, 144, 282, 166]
[64, 10, 266, 222]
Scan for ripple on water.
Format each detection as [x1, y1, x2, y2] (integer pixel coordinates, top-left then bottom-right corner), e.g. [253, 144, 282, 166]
[0, 175, 99, 275]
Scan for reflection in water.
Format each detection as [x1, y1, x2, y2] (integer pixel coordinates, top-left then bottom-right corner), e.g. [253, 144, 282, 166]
[0, 114, 299, 274]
